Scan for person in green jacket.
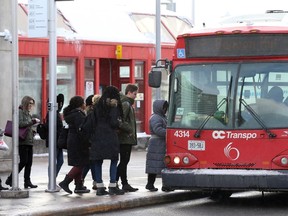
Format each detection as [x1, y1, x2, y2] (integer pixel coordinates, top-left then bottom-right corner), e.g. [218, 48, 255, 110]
[116, 84, 139, 192]
[6, 96, 40, 189]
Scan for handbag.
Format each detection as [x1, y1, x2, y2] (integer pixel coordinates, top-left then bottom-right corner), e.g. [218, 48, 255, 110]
[4, 120, 29, 140]
[57, 127, 69, 149]
[37, 122, 48, 140]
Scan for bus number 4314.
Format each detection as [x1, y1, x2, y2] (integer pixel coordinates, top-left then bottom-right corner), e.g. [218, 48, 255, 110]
[174, 130, 190, 138]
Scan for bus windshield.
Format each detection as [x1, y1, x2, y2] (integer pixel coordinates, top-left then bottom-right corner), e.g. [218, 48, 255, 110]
[168, 61, 288, 130]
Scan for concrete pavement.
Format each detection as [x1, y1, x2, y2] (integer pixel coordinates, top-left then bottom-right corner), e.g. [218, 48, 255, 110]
[0, 150, 203, 216]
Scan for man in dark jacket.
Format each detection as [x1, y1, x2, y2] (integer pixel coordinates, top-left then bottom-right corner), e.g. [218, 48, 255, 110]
[117, 84, 139, 192]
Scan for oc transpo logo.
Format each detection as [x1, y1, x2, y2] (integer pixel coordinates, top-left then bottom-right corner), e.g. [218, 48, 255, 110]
[212, 130, 257, 140]
[224, 142, 240, 160]
[212, 130, 225, 139]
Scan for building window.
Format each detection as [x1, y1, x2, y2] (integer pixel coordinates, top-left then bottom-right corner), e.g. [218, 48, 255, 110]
[19, 57, 42, 117]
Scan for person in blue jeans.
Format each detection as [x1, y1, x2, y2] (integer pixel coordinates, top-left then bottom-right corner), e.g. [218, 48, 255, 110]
[89, 86, 125, 196]
[81, 94, 100, 190]
[46, 94, 65, 180]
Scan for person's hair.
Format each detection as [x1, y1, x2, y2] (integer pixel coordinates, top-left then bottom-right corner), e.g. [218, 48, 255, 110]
[21, 96, 35, 110]
[63, 96, 84, 116]
[92, 94, 101, 105]
[85, 94, 94, 106]
[57, 93, 64, 112]
[96, 86, 123, 119]
[125, 84, 138, 95]
[267, 86, 284, 103]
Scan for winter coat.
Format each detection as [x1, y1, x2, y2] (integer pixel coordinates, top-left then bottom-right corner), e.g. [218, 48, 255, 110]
[64, 108, 90, 166]
[145, 100, 167, 175]
[19, 107, 35, 146]
[118, 94, 137, 145]
[89, 106, 121, 161]
[45, 111, 63, 147]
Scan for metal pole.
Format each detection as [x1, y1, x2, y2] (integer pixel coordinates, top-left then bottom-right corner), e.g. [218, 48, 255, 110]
[46, 0, 57, 192]
[11, 0, 20, 191]
[0, 0, 30, 199]
[155, 0, 161, 99]
[191, 0, 195, 26]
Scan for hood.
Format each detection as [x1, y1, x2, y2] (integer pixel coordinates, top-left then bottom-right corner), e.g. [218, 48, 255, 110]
[153, 100, 167, 117]
[64, 108, 82, 125]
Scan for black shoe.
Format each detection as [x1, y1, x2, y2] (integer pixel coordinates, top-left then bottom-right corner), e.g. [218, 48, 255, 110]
[24, 181, 38, 189]
[96, 187, 109, 196]
[5, 177, 12, 187]
[74, 184, 90, 194]
[122, 184, 138, 192]
[109, 187, 125, 195]
[145, 184, 158, 192]
[161, 186, 174, 192]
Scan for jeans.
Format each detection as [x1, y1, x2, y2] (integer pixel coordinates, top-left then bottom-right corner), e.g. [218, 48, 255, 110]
[82, 162, 97, 181]
[95, 159, 118, 183]
[56, 148, 64, 176]
[48, 147, 64, 178]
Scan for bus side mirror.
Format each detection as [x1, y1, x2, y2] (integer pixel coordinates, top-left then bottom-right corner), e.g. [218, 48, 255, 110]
[148, 70, 162, 88]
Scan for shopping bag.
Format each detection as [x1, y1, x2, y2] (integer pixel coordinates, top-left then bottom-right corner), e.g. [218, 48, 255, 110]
[4, 120, 29, 140]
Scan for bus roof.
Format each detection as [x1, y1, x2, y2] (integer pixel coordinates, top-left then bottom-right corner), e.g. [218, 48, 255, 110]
[178, 11, 288, 38]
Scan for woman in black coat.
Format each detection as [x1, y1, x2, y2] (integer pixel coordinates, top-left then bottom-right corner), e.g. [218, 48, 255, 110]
[89, 86, 125, 196]
[59, 96, 90, 194]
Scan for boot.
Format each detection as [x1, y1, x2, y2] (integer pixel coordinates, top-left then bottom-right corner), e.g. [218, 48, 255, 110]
[122, 183, 138, 192]
[108, 183, 125, 195]
[96, 183, 108, 196]
[146, 174, 158, 192]
[145, 184, 158, 192]
[5, 175, 12, 187]
[162, 186, 174, 192]
[74, 181, 90, 194]
[24, 179, 38, 189]
[59, 175, 73, 194]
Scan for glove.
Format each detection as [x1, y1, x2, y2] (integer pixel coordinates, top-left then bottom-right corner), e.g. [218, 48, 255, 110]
[32, 118, 40, 124]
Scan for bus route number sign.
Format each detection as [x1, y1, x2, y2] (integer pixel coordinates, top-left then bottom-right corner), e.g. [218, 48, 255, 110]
[188, 140, 205, 151]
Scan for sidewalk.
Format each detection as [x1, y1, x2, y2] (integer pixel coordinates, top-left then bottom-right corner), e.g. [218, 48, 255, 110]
[0, 150, 203, 216]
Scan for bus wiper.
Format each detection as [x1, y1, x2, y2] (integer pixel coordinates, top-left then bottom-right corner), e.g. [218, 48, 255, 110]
[194, 98, 227, 138]
[239, 99, 276, 138]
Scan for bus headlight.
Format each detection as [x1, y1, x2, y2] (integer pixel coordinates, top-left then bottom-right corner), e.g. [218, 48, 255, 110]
[281, 157, 288, 165]
[183, 156, 190, 164]
[173, 156, 180, 164]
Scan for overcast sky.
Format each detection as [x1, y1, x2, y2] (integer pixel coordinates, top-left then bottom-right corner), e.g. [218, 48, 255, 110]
[19, 0, 288, 28]
[53, 0, 288, 27]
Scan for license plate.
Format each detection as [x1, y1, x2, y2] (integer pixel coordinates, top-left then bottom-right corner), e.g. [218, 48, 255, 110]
[188, 140, 205, 151]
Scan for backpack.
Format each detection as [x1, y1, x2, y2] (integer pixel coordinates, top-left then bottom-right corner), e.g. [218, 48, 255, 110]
[37, 120, 48, 140]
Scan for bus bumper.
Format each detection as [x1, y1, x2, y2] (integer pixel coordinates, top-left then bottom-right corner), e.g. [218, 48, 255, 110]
[162, 168, 288, 191]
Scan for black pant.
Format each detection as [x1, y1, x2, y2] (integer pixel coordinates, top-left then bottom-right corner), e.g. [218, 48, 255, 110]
[8, 145, 33, 182]
[147, 173, 157, 186]
[116, 144, 132, 185]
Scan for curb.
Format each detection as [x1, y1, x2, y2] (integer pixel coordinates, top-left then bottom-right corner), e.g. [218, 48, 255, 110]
[25, 191, 206, 216]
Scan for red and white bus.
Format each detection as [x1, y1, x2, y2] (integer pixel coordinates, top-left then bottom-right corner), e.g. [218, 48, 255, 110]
[149, 15, 288, 199]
